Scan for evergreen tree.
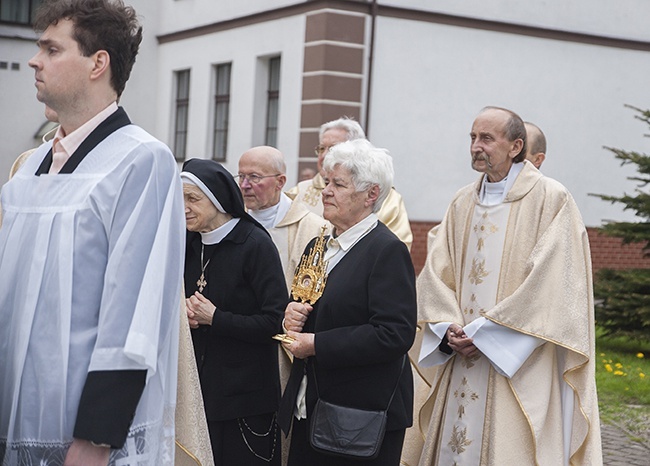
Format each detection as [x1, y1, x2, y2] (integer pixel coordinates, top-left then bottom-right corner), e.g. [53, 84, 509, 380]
[592, 105, 650, 340]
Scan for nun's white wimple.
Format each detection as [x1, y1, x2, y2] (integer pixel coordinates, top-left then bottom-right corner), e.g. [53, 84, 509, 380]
[180, 171, 226, 213]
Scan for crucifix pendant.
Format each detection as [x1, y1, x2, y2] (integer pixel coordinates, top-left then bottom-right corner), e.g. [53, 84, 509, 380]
[197, 273, 207, 293]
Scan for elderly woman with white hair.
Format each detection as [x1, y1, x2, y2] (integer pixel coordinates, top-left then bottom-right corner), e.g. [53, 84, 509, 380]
[278, 139, 417, 465]
[181, 158, 287, 466]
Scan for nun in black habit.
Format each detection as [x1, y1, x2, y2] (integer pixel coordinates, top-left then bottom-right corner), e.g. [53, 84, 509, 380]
[181, 158, 287, 466]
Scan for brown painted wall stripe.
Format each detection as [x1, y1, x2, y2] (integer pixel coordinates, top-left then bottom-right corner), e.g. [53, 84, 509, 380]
[304, 11, 365, 44]
[303, 43, 365, 74]
[298, 132, 321, 160]
[302, 74, 363, 101]
[300, 102, 361, 128]
[299, 4, 366, 162]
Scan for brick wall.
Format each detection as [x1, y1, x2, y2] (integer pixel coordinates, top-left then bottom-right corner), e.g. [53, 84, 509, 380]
[410, 221, 650, 275]
[587, 228, 650, 271]
[410, 221, 439, 275]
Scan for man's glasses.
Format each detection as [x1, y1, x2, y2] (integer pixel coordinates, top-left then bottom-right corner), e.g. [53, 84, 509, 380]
[314, 145, 332, 156]
[236, 173, 281, 185]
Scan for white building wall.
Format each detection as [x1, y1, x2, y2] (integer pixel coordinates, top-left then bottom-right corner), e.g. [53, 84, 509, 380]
[383, 0, 650, 41]
[158, 0, 301, 35]
[156, 15, 306, 183]
[117, 0, 161, 137]
[368, 16, 650, 226]
[0, 27, 44, 184]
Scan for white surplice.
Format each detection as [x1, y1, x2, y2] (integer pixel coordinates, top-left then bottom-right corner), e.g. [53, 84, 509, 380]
[0, 124, 185, 465]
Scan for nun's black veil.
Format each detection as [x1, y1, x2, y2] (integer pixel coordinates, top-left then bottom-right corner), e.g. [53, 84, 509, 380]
[181, 158, 267, 234]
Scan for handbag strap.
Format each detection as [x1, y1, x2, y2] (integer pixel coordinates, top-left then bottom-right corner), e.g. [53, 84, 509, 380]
[311, 354, 407, 412]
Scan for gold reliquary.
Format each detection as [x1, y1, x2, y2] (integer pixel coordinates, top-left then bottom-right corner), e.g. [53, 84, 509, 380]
[273, 225, 329, 345]
[291, 225, 329, 304]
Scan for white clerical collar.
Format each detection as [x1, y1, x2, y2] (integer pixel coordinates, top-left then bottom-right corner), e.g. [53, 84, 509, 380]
[249, 193, 292, 229]
[479, 162, 524, 206]
[200, 217, 240, 245]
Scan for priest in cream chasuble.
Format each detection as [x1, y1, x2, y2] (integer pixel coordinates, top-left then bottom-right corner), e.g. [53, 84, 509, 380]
[407, 107, 601, 466]
[286, 117, 413, 250]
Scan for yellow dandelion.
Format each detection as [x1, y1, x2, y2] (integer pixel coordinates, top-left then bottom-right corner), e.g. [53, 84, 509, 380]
[637, 353, 644, 359]
[614, 370, 624, 376]
[600, 353, 606, 357]
[605, 364, 613, 372]
[615, 362, 623, 369]
[640, 373, 646, 379]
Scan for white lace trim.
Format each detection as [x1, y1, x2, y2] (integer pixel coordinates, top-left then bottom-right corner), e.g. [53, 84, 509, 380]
[1, 406, 175, 466]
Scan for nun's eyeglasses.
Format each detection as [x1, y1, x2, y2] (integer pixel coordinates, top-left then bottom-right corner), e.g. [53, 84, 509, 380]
[236, 173, 281, 185]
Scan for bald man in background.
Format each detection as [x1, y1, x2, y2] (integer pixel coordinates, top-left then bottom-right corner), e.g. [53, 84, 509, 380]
[524, 121, 547, 169]
[238, 146, 325, 288]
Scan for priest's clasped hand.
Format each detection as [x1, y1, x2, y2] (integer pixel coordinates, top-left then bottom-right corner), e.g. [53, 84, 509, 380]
[186, 291, 216, 328]
[447, 324, 479, 358]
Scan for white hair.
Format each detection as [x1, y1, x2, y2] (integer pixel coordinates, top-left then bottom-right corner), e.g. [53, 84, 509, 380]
[323, 139, 394, 213]
[319, 117, 366, 141]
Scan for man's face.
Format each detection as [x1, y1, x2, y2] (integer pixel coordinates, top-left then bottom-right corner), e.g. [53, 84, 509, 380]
[470, 109, 521, 182]
[28, 19, 93, 113]
[238, 149, 286, 211]
[316, 128, 348, 173]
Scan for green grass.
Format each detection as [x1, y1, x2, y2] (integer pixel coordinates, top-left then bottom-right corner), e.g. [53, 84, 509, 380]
[595, 328, 650, 440]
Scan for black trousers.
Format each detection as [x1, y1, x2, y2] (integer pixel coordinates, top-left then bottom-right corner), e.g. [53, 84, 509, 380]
[208, 412, 280, 466]
[287, 418, 406, 466]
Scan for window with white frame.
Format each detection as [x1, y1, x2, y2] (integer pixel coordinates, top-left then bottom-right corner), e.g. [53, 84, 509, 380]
[173, 69, 190, 160]
[212, 63, 231, 161]
[265, 56, 280, 147]
[0, 0, 43, 25]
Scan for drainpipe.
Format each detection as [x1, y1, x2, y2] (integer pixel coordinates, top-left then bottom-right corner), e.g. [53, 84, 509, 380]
[364, 0, 378, 138]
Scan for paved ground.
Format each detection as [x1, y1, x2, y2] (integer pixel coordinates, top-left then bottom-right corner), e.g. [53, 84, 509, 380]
[602, 422, 650, 465]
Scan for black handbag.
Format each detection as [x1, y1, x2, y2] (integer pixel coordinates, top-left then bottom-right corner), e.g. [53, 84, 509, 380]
[309, 356, 406, 460]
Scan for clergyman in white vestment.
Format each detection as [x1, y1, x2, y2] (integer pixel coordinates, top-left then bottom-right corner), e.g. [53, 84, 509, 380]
[404, 107, 601, 466]
[238, 146, 326, 289]
[286, 117, 413, 250]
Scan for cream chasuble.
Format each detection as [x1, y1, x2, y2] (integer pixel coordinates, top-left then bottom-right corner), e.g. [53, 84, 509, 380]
[438, 204, 509, 465]
[408, 161, 602, 466]
[264, 196, 326, 291]
[175, 293, 214, 466]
